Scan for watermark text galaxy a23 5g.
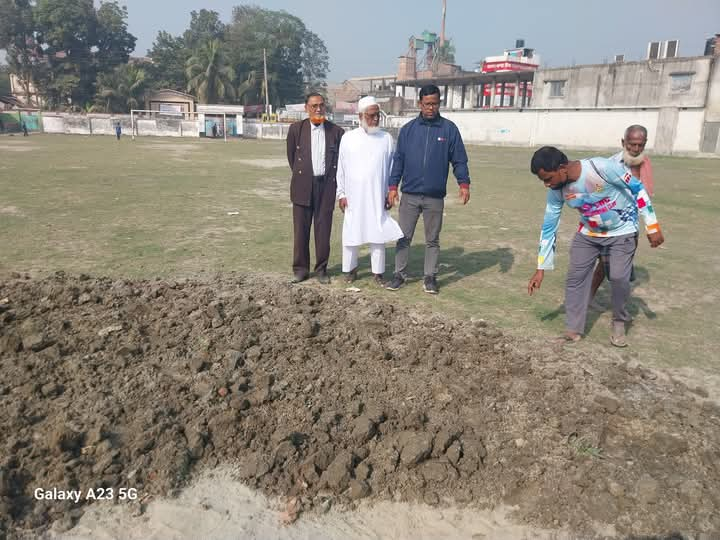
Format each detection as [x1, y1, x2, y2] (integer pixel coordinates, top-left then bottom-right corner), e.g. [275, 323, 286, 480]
[34, 487, 138, 503]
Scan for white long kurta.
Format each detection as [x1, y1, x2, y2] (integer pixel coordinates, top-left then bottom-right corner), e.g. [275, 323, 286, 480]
[336, 128, 403, 247]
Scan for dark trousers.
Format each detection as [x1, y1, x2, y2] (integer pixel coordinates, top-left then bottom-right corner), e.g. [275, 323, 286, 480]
[292, 175, 335, 276]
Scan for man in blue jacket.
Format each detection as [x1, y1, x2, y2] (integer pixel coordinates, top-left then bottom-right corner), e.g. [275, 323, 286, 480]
[385, 84, 471, 294]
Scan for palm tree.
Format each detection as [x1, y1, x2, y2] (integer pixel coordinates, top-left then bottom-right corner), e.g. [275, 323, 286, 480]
[235, 70, 259, 105]
[186, 39, 235, 104]
[95, 64, 146, 113]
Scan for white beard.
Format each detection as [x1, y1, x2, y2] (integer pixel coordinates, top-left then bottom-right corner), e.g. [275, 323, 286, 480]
[360, 119, 381, 134]
[623, 149, 645, 167]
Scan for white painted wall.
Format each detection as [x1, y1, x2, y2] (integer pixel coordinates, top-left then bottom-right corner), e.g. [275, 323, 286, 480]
[673, 110, 705, 153]
[41, 114, 200, 138]
[90, 118, 114, 135]
[528, 110, 659, 149]
[42, 116, 65, 133]
[386, 108, 716, 155]
[242, 122, 292, 140]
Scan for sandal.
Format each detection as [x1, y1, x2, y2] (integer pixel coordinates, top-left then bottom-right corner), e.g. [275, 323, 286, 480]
[610, 322, 628, 348]
[552, 332, 582, 344]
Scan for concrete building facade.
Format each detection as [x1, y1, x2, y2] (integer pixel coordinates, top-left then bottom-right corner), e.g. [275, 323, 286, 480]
[532, 57, 713, 109]
[392, 53, 720, 155]
[145, 89, 197, 114]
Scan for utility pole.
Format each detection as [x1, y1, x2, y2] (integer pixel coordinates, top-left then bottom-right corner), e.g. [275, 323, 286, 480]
[263, 48, 270, 116]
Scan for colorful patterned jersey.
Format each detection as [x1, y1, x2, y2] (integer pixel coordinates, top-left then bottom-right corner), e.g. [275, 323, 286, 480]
[537, 158, 659, 270]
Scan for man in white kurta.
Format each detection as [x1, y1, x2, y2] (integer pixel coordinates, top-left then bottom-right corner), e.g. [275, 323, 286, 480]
[337, 96, 403, 284]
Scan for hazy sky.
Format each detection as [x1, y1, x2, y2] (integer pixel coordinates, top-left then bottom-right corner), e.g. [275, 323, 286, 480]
[122, 0, 719, 81]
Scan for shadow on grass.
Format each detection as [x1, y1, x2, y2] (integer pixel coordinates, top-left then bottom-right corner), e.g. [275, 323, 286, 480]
[436, 246, 514, 287]
[540, 266, 658, 334]
[326, 246, 515, 287]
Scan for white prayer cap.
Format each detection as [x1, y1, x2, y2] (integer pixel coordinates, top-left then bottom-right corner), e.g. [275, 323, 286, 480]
[358, 95, 379, 113]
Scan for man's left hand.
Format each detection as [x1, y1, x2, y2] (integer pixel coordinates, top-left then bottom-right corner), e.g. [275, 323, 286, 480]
[647, 230, 664, 248]
[459, 186, 470, 205]
[339, 198, 348, 212]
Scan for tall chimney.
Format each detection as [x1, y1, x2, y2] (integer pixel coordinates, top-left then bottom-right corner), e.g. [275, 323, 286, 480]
[440, 0, 447, 47]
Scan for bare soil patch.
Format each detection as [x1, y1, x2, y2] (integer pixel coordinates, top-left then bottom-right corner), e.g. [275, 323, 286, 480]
[1, 272, 719, 538]
[0, 144, 38, 152]
[0, 206, 24, 216]
[143, 143, 201, 153]
[232, 158, 288, 169]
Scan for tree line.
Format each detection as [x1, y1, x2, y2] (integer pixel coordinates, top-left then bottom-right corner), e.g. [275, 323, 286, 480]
[0, 1, 329, 112]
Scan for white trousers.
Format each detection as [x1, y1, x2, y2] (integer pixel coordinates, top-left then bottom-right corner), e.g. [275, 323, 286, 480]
[342, 244, 386, 274]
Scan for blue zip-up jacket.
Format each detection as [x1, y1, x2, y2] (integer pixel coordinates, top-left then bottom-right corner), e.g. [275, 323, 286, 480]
[389, 114, 470, 198]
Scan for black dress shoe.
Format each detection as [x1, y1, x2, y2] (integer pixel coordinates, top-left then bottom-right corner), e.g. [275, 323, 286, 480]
[317, 271, 330, 284]
[291, 272, 308, 283]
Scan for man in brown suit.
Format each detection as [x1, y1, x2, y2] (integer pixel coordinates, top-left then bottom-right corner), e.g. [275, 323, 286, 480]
[286, 93, 344, 283]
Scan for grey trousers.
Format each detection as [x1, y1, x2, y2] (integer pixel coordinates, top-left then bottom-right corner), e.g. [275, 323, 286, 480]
[565, 232, 637, 334]
[394, 193, 444, 278]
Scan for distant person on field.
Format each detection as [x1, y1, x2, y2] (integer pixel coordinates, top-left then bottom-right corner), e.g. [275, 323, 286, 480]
[385, 84, 471, 295]
[590, 125, 654, 299]
[527, 146, 664, 347]
[286, 92, 344, 284]
[22, 121, 28, 136]
[336, 96, 403, 286]
[115, 121, 122, 140]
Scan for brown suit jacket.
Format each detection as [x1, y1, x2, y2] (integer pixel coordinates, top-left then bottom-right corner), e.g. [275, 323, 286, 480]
[286, 118, 344, 206]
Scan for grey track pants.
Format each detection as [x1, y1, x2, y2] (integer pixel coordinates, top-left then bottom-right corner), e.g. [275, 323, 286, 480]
[565, 232, 637, 334]
[394, 193, 444, 278]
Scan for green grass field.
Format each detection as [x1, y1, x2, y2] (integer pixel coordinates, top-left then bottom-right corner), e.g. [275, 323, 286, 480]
[1, 134, 718, 372]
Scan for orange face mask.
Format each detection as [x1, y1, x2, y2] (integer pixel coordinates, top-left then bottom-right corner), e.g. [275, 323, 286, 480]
[310, 115, 325, 126]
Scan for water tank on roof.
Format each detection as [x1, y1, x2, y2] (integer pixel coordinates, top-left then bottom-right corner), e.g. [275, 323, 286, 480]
[704, 36, 716, 56]
[421, 31, 437, 43]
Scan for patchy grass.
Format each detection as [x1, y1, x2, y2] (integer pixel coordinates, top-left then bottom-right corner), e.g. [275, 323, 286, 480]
[0, 133, 718, 373]
[568, 433, 605, 460]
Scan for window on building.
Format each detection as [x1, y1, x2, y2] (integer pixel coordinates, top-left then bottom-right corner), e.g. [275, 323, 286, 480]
[670, 73, 693, 94]
[549, 80, 566, 97]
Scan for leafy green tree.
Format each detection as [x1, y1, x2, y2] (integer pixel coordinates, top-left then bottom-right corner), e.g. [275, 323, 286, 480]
[34, 0, 99, 107]
[0, 0, 42, 106]
[300, 30, 329, 95]
[225, 6, 329, 106]
[145, 10, 223, 93]
[1, 0, 136, 109]
[95, 1, 137, 73]
[186, 39, 235, 104]
[183, 9, 225, 51]
[95, 63, 146, 112]
[146, 31, 188, 91]
[0, 65, 11, 95]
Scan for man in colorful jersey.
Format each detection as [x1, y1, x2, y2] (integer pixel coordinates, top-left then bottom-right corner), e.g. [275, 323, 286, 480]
[591, 125, 654, 298]
[527, 146, 664, 347]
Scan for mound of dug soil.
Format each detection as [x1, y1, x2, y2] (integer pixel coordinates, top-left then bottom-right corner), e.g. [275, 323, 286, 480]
[1, 272, 719, 539]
